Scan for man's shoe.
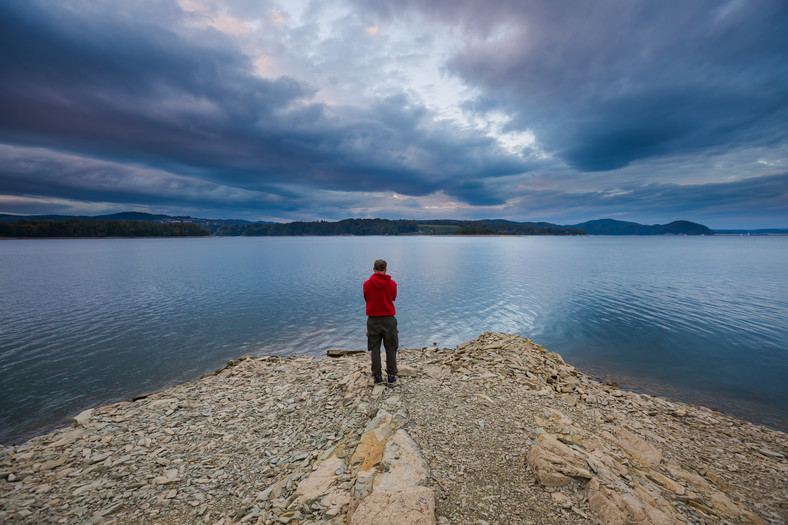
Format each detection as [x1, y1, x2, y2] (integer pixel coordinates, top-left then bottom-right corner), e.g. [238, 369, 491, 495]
[387, 375, 397, 385]
[373, 375, 384, 384]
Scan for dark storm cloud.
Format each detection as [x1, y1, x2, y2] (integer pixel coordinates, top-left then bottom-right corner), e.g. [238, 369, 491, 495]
[2, 0, 786, 225]
[0, 145, 298, 213]
[610, 173, 788, 216]
[0, 2, 312, 171]
[0, 0, 527, 209]
[362, 0, 788, 172]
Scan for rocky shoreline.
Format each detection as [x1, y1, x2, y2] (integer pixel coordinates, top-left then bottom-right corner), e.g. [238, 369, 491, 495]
[1, 332, 786, 524]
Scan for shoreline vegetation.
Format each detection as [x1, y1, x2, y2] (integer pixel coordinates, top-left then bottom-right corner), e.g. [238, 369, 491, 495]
[0, 219, 209, 238]
[1, 333, 785, 524]
[0, 213, 727, 238]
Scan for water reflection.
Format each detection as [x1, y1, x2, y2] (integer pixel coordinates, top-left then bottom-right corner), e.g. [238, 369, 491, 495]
[1, 235, 786, 442]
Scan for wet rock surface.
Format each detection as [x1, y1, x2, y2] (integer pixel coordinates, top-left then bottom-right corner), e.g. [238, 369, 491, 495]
[2, 332, 786, 524]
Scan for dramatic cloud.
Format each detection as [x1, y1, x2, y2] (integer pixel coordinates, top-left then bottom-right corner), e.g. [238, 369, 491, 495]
[413, 1, 788, 171]
[0, 0, 786, 227]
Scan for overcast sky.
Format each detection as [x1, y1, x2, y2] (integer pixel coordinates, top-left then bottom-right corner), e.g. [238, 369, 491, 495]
[1, 0, 786, 228]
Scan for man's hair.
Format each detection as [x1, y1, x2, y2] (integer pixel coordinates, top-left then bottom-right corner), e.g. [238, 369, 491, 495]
[373, 259, 387, 272]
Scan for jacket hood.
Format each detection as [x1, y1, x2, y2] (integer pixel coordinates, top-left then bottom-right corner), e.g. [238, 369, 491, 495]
[369, 273, 392, 288]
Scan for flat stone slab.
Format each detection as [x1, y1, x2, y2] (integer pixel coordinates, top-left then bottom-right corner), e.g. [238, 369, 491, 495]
[327, 349, 366, 357]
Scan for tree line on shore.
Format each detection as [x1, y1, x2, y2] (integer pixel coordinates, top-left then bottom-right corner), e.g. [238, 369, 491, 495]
[0, 215, 717, 237]
[219, 219, 420, 236]
[0, 219, 209, 238]
[452, 223, 585, 236]
[1, 217, 581, 238]
[216, 218, 584, 236]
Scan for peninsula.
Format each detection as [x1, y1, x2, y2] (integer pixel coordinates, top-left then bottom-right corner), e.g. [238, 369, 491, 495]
[1, 333, 785, 524]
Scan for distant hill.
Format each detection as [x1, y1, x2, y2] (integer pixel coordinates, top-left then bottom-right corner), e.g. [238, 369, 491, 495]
[0, 213, 720, 236]
[0, 212, 270, 235]
[220, 218, 421, 236]
[96, 212, 174, 221]
[0, 219, 208, 238]
[219, 219, 584, 236]
[416, 218, 712, 236]
[571, 219, 714, 235]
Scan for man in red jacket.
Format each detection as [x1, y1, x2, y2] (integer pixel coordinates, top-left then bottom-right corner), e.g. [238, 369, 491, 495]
[363, 259, 398, 385]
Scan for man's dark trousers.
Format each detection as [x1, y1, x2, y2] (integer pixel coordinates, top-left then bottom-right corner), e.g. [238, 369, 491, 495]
[367, 315, 398, 377]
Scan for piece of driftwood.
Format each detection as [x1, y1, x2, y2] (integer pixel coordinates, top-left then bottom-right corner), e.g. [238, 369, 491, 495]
[326, 349, 366, 357]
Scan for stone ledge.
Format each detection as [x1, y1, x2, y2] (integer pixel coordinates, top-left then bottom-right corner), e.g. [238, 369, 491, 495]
[1, 332, 786, 525]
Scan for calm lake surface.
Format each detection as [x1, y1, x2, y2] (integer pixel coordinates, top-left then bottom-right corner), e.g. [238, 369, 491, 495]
[1, 236, 787, 442]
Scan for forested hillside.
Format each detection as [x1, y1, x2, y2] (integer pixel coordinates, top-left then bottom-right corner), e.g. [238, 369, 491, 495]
[0, 219, 209, 238]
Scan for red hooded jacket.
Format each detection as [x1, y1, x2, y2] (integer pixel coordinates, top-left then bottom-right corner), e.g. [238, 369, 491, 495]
[363, 273, 397, 316]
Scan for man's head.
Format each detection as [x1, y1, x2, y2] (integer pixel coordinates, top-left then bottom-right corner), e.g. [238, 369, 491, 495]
[373, 259, 387, 273]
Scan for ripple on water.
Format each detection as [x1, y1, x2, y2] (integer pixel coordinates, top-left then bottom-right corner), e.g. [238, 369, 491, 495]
[1, 236, 787, 442]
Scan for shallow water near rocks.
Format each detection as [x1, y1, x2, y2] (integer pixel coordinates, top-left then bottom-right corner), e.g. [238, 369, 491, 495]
[1, 235, 786, 442]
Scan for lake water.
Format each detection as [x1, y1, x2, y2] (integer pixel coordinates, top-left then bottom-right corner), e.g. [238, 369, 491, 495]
[1, 236, 786, 442]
